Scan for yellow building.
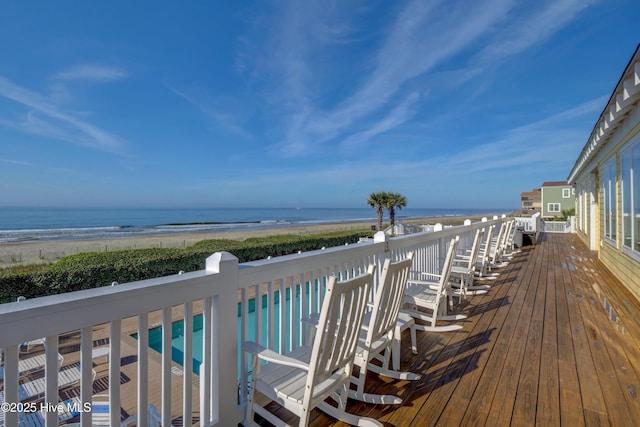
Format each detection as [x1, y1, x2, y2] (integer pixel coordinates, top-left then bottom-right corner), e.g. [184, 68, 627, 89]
[568, 44, 640, 301]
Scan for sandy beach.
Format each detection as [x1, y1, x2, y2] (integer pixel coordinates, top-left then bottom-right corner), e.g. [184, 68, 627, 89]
[0, 215, 493, 268]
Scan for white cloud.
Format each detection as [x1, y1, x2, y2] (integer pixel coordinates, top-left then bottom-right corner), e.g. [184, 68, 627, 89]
[54, 64, 127, 82]
[474, 0, 599, 64]
[164, 82, 253, 138]
[250, 0, 598, 159]
[0, 157, 32, 167]
[0, 75, 125, 153]
[204, 95, 604, 199]
[340, 91, 423, 151]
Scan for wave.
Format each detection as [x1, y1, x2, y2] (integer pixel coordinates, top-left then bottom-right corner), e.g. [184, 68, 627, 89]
[0, 207, 512, 244]
[0, 226, 127, 243]
[161, 221, 261, 226]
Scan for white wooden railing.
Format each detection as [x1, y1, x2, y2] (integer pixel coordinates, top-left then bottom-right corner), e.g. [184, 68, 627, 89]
[515, 212, 541, 233]
[0, 253, 240, 427]
[541, 217, 575, 233]
[0, 217, 505, 427]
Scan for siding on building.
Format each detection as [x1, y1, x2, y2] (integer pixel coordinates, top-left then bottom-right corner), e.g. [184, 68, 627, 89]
[568, 44, 640, 303]
[541, 182, 575, 219]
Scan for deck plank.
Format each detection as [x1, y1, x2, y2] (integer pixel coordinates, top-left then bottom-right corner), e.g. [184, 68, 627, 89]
[536, 237, 560, 427]
[281, 233, 640, 427]
[556, 238, 585, 427]
[484, 244, 541, 426]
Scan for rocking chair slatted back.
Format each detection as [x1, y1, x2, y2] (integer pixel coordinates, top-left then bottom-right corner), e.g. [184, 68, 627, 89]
[310, 264, 375, 386]
[366, 254, 413, 347]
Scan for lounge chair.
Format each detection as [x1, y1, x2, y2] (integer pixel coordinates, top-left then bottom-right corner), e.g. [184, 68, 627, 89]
[0, 353, 64, 380]
[0, 365, 94, 402]
[92, 394, 166, 427]
[243, 265, 381, 427]
[0, 397, 82, 427]
[402, 238, 466, 332]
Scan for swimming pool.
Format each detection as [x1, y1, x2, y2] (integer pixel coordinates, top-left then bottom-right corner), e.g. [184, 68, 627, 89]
[147, 313, 205, 375]
[143, 290, 296, 375]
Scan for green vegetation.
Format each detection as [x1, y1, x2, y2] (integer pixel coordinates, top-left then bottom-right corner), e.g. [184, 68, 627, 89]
[367, 191, 408, 230]
[367, 192, 388, 231]
[0, 230, 373, 304]
[551, 208, 576, 221]
[386, 192, 408, 229]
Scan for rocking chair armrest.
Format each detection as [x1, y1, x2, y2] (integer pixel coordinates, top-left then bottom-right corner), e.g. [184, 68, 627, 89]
[406, 279, 439, 291]
[420, 272, 443, 279]
[301, 312, 320, 327]
[242, 341, 310, 371]
[409, 269, 442, 279]
[303, 312, 357, 330]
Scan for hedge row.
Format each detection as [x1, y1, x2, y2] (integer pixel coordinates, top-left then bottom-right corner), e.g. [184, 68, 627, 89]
[0, 230, 372, 303]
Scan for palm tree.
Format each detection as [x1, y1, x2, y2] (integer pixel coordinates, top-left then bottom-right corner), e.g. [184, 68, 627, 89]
[367, 192, 389, 231]
[386, 192, 408, 229]
[560, 207, 575, 221]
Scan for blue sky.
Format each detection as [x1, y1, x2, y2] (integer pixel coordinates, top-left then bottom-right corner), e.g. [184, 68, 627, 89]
[1, 1, 639, 210]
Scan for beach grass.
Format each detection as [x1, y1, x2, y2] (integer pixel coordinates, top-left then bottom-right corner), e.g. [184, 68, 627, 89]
[0, 215, 489, 270]
[0, 229, 375, 303]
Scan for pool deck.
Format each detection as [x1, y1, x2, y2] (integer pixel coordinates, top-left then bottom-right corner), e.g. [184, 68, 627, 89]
[51, 306, 201, 426]
[260, 233, 640, 426]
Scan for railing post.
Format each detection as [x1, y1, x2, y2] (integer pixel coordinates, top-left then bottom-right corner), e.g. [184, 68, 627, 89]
[203, 251, 240, 426]
[2, 345, 19, 426]
[373, 231, 388, 251]
[373, 231, 389, 292]
[45, 335, 59, 426]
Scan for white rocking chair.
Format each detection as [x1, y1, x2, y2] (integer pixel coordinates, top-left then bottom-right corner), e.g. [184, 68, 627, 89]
[501, 219, 518, 259]
[402, 238, 466, 332]
[242, 265, 382, 427]
[450, 229, 488, 302]
[488, 220, 512, 270]
[349, 253, 420, 405]
[475, 224, 497, 279]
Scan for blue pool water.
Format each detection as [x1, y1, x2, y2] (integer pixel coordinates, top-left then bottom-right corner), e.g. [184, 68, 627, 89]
[144, 290, 298, 375]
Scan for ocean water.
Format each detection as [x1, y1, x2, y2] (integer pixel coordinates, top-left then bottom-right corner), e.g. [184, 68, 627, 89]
[0, 207, 508, 243]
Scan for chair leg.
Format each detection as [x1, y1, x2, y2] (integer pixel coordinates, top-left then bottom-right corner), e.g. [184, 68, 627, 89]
[392, 315, 418, 371]
[410, 323, 417, 355]
[392, 333, 401, 371]
[244, 362, 258, 426]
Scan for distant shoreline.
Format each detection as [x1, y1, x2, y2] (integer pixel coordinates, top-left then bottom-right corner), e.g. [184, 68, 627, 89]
[0, 214, 498, 268]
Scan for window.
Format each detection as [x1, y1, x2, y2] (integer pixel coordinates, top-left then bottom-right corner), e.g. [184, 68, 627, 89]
[548, 203, 561, 213]
[603, 157, 617, 243]
[562, 188, 571, 198]
[621, 137, 640, 254]
[581, 182, 588, 233]
[577, 186, 583, 231]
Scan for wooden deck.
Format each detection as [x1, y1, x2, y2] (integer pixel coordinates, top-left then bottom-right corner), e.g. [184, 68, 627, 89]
[262, 233, 640, 426]
[22, 232, 638, 426]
